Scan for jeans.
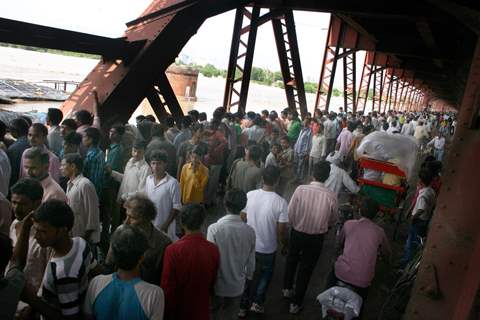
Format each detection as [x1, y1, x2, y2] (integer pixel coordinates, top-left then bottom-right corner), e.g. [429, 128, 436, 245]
[294, 154, 308, 180]
[326, 138, 337, 156]
[433, 148, 444, 162]
[240, 252, 276, 308]
[401, 218, 429, 267]
[283, 229, 324, 305]
[308, 156, 322, 178]
[211, 295, 241, 320]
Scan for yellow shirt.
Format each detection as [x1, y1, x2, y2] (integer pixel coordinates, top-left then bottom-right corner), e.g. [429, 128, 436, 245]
[180, 162, 209, 204]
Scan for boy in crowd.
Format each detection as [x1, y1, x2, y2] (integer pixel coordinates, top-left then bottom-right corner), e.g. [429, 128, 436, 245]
[180, 145, 209, 204]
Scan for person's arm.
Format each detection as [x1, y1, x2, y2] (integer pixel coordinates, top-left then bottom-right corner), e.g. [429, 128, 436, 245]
[21, 287, 64, 320]
[342, 170, 360, 194]
[91, 90, 101, 129]
[160, 182, 182, 232]
[277, 222, 288, 255]
[110, 169, 124, 183]
[83, 182, 101, 242]
[246, 232, 256, 280]
[11, 211, 34, 269]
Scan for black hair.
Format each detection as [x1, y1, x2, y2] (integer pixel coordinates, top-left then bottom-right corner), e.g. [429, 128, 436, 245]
[148, 150, 168, 164]
[145, 115, 156, 123]
[110, 225, 149, 270]
[288, 110, 299, 118]
[313, 161, 331, 182]
[136, 115, 146, 122]
[247, 144, 262, 162]
[263, 165, 280, 186]
[181, 203, 206, 231]
[426, 160, 442, 176]
[64, 132, 82, 146]
[166, 116, 175, 128]
[34, 200, 74, 231]
[20, 115, 32, 127]
[261, 110, 269, 116]
[133, 140, 147, 150]
[360, 197, 379, 219]
[9, 118, 30, 137]
[112, 124, 126, 136]
[347, 121, 356, 132]
[224, 188, 247, 215]
[124, 194, 157, 221]
[63, 153, 84, 172]
[192, 144, 207, 157]
[199, 112, 207, 121]
[181, 116, 193, 129]
[61, 118, 78, 131]
[213, 107, 226, 121]
[150, 124, 165, 138]
[0, 120, 6, 138]
[11, 178, 43, 202]
[419, 168, 434, 186]
[85, 127, 101, 146]
[47, 108, 63, 126]
[24, 147, 49, 165]
[30, 123, 48, 137]
[75, 109, 93, 126]
[188, 110, 199, 121]
[0, 233, 12, 272]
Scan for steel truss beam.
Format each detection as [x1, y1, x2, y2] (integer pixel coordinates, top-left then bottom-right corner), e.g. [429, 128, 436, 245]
[223, 7, 260, 115]
[271, 10, 308, 117]
[342, 44, 358, 112]
[356, 52, 375, 113]
[314, 15, 346, 112]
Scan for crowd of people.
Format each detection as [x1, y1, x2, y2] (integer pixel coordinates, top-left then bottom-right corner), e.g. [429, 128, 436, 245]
[0, 93, 456, 319]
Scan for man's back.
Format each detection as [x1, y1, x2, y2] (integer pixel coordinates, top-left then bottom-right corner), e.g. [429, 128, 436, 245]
[84, 273, 164, 320]
[245, 189, 288, 254]
[161, 233, 219, 320]
[335, 218, 389, 288]
[229, 160, 262, 193]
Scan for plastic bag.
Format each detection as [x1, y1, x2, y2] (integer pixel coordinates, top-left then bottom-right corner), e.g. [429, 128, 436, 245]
[317, 286, 363, 320]
[356, 131, 418, 179]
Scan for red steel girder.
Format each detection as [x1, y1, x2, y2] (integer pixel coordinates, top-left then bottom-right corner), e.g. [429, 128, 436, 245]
[356, 51, 375, 113]
[406, 36, 480, 320]
[61, 0, 244, 128]
[272, 10, 308, 118]
[223, 6, 260, 115]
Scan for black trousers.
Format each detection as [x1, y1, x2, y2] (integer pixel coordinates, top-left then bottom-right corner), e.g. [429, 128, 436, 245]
[283, 228, 324, 305]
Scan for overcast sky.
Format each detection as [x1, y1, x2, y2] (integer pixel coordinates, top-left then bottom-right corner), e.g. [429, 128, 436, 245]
[1, 1, 355, 84]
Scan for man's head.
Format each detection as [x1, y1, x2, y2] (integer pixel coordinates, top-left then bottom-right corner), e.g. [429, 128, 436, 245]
[33, 200, 74, 248]
[148, 150, 168, 176]
[188, 110, 200, 122]
[245, 144, 262, 163]
[191, 124, 204, 142]
[9, 118, 30, 139]
[123, 193, 157, 227]
[109, 124, 125, 143]
[312, 161, 331, 183]
[74, 109, 93, 126]
[419, 169, 434, 187]
[151, 124, 165, 139]
[181, 116, 193, 129]
[110, 225, 149, 271]
[280, 136, 290, 150]
[132, 140, 146, 161]
[24, 147, 49, 180]
[165, 116, 175, 128]
[224, 188, 247, 215]
[60, 118, 78, 138]
[28, 123, 48, 147]
[271, 143, 281, 155]
[263, 165, 280, 187]
[136, 115, 146, 126]
[0, 121, 7, 141]
[63, 132, 82, 155]
[190, 145, 204, 165]
[360, 197, 379, 220]
[287, 110, 298, 120]
[145, 115, 156, 123]
[199, 112, 207, 122]
[347, 121, 356, 132]
[83, 127, 101, 148]
[10, 178, 43, 220]
[61, 153, 83, 178]
[47, 108, 63, 127]
[181, 203, 206, 232]
[269, 110, 278, 121]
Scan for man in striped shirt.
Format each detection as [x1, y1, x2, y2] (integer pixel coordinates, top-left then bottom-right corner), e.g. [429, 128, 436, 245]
[282, 161, 338, 314]
[33, 200, 97, 318]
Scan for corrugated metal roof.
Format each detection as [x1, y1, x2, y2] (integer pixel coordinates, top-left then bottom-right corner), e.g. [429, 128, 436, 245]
[0, 79, 68, 101]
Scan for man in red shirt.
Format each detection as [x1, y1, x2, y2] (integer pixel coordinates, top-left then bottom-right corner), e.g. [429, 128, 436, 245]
[161, 204, 220, 320]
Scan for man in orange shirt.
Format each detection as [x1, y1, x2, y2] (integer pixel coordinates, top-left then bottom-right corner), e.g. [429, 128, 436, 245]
[180, 146, 209, 204]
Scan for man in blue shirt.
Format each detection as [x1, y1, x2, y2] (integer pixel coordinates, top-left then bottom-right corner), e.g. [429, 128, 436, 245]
[83, 225, 164, 320]
[82, 127, 105, 197]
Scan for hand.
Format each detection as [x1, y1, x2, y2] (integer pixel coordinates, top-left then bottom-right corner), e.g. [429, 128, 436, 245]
[91, 90, 99, 103]
[21, 211, 35, 231]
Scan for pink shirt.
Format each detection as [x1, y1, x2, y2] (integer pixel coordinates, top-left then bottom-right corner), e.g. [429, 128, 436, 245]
[336, 128, 353, 159]
[335, 218, 390, 288]
[19, 145, 61, 183]
[41, 176, 68, 203]
[288, 182, 338, 235]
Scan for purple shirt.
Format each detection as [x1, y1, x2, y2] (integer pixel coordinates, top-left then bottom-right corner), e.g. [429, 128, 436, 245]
[335, 218, 390, 288]
[336, 128, 353, 160]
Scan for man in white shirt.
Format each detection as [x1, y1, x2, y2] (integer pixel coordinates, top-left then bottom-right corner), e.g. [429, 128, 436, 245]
[61, 153, 101, 246]
[325, 152, 360, 195]
[46, 108, 64, 157]
[323, 114, 337, 155]
[239, 166, 288, 317]
[208, 189, 256, 320]
[427, 133, 446, 162]
[145, 150, 182, 240]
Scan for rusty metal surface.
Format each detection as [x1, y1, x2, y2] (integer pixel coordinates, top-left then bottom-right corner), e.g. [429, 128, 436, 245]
[405, 36, 480, 320]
